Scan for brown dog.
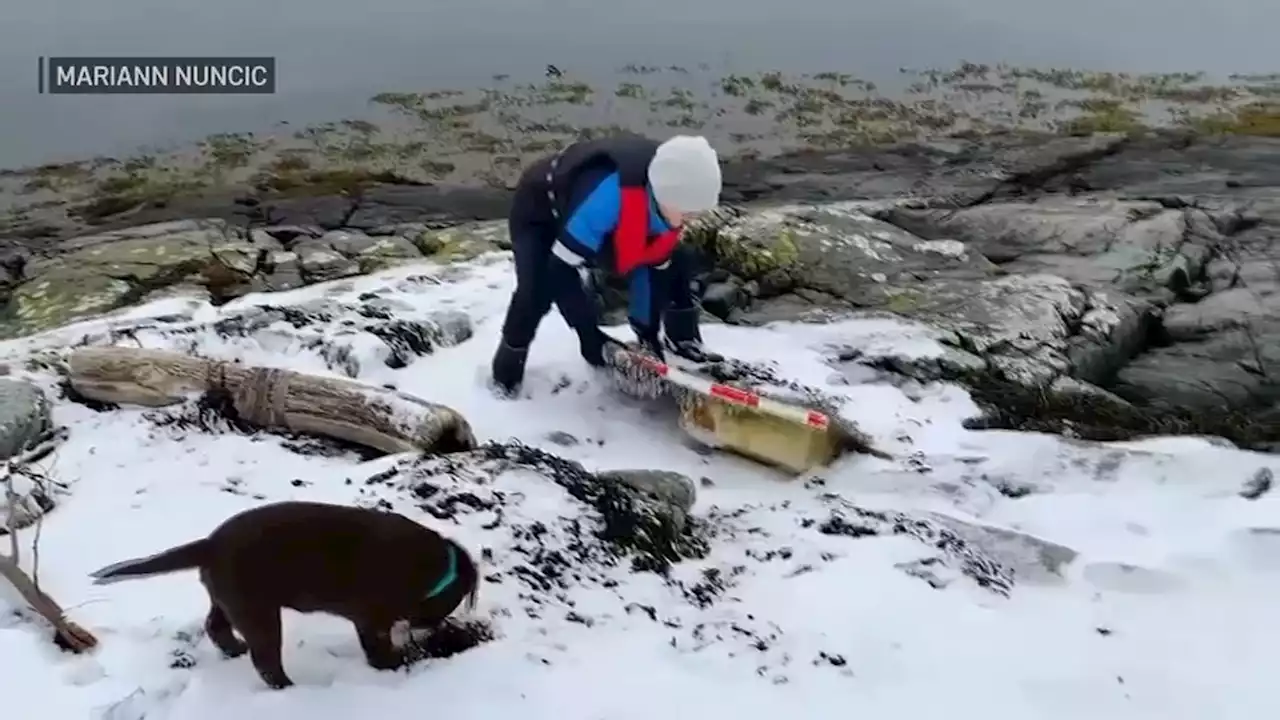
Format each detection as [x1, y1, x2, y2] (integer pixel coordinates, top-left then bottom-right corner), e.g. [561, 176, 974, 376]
[88, 500, 478, 689]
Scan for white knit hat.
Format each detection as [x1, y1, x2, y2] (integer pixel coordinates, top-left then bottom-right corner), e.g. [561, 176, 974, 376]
[647, 135, 722, 213]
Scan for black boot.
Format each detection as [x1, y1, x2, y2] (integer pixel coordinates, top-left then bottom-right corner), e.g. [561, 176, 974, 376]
[491, 341, 529, 396]
[663, 307, 723, 363]
[578, 329, 607, 368]
[664, 307, 702, 345]
[577, 327, 625, 368]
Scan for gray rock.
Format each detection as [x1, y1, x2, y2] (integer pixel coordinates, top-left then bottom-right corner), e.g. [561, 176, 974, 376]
[342, 185, 512, 230]
[1113, 308, 1280, 412]
[358, 295, 417, 315]
[986, 132, 1127, 181]
[1067, 135, 1280, 198]
[832, 273, 1150, 391]
[317, 229, 380, 257]
[1046, 376, 1135, 414]
[686, 183, 1280, 435]
[320, 342, 361, 378]
[428, 309, 474, 345]
[293, 238, 361, 283]
[245, 229, 287, 251]
[700, 280, 749, 319]
[0, 379, 54, 532]
[288, 229, 411, 283]
[697, 201, 998, 301]
[353, 236, 422, 272]
[1241, 467, 1273, 500]
[1161, 288, 1277, 341]
[369, 309, 474, 369]
[252, 224, 323, 245]
[141, 296, 476, 377]
[1111, 221, 1280, 413]
[253, 250, 305, 292]
[0, 379, 51, 460]
[544, 431, 579, 447]
[878, 198, 1218, 297]
[0, 218, 259, 337]
[596, 469, 697, 530]
[365, 222, 432, 238]
[263, 195, 355, 230]
[928, 514, 1079, 584]
[717, 134, 1124, 207]
[5, 132, 1280, 445]
[696, 202, 1153, 391]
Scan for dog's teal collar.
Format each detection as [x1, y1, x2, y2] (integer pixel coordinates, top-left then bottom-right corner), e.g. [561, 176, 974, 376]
[426, 544, 457, 598]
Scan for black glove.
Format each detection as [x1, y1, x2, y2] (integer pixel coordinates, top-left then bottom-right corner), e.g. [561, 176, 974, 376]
[630, 323, 665, 361]
[664, 337, 724, 364]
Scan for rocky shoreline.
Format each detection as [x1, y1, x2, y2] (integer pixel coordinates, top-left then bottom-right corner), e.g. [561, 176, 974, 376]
[1, 126, 1279, 452]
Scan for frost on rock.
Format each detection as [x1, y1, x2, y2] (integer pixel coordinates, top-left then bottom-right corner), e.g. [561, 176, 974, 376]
[595, 469, 698, 532]
[363, 441, 1015, 599]
[832, 274, 1150, 406]
[685, 202, 1151, 408]
[344, 439, 1018, 667]
[0, 379, 55, 532]
[927, 514, 1079, 584]
[373, 442, 708, 576]
[677, 199, 1237, 443]
[75, 294, 475, 379]
[684, 201, 995, 300]
[812, 500, 1014, 597]
[879, 197, 1219, 296]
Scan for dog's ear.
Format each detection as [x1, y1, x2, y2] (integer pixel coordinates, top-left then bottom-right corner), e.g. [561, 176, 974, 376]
[459, 543, 480, 615]
[463, 577, 479, 614]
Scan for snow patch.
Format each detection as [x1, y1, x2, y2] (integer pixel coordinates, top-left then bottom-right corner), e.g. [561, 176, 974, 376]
[0, 255, 1277, 719]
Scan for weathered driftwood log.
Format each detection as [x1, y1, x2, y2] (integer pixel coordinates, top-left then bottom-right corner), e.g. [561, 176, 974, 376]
[66, 347, 476, 455]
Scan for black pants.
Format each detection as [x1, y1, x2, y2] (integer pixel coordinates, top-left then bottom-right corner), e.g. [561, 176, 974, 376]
[499, 187, 599, 350]
[498, 184, 697, 353]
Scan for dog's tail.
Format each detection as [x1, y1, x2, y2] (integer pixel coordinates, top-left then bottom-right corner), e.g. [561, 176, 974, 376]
[88, 539, 211, 585]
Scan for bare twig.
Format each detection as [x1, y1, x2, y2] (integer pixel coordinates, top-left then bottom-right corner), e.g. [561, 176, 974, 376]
[0, 427, 97, 653]
[15, 439, 61, 593]
[29, 481, 45, 591]
[30, 523, 42, 590]
[4, 471, 18, 564]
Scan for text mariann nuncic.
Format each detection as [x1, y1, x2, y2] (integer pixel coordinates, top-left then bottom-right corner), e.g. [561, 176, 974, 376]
[39, 56, 277, 95]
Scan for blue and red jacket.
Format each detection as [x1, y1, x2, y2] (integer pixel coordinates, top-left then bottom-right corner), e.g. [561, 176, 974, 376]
[540, 136, 682, 332]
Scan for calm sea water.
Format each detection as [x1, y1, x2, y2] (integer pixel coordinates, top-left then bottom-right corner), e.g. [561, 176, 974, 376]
[1, 0, 1274, 169]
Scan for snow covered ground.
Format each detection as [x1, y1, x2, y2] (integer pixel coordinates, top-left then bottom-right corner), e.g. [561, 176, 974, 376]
[2, 252, 1279, 719]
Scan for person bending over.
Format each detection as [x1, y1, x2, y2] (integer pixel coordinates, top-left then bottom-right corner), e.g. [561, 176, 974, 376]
[490, 133, 725, 396]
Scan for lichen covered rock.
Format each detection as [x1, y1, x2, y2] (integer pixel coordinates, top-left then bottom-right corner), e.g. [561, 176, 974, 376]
[4, 219, 253, 336]
[413, 221, 509, 262]
[685, 201, 996, 300]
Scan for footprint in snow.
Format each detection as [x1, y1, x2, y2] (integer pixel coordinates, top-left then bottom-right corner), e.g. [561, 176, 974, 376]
[1080, 561, 1186, 594]
[1224, 527, 1280, 573]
